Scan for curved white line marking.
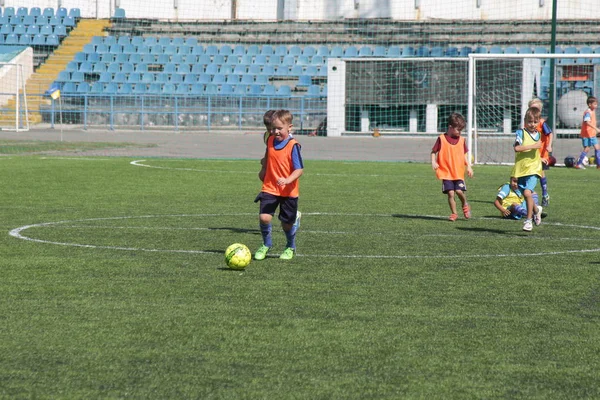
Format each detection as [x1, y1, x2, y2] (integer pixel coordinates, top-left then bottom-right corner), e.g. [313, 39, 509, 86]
[8, 213, 600, 259]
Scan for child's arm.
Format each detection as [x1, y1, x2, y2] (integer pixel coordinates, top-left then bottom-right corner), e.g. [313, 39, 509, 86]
[494, 197, 511, 217]
[514, 141, 542, 153]
[463, 153, 473, 178]
[584, 120, 600, 135]
[431, 152, 439, 170]
[277, 168, 303, 186]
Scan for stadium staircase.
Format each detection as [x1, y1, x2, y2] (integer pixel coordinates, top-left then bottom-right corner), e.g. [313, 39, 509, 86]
[0, 18, 111, 126]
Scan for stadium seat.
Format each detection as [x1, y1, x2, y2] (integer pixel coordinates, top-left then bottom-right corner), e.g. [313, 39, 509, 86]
[17, 7, 28, 17]
[147, 83, 161, 94]
[205, 45, 218, 56]
[402, 46, 415, 57]
[62, 82, 77, 93]
[141, 72, 155, 83]
[430, 47, 444, 57]
[30, 7, 41, 17]
[42, 7, 54, 18]
[504, 46, 518, 54]
[0, 24, 12, 35]
[56, 71, 70, 82]
[262, 85, 276, 95]
[358, 46, 373, 57]
[219, 84, 234, 95]
[459, 46, 473, 56]
[198, 73, 211, 84]
[162, 83, 176, 94]
[246, 45, 259, 56]
[276, 85, 291, 96]
[489, 46, 503, 54]
[275, 45, 288, 56]
[171, 37, 184, 46]
[204, 84, 218, 95]
[387, 46, 401, 57]
[132, 83, 147, 94]
[3, 7, 15, 18]
[175, 84, 190, 94]
[69, 8, 81, 18]
[184, 73, 198, 84]
[113, 72, 127, 83]
[344, 46, 358, 57]
[205, 64, 219, 75]
[219, 45, 232, 55]
[519, 46, 533, 54]
[306, 85, 321, 97]
[416, 46, 430, 57]
[248, 84, 262, 96]
[191, 83, 205, 95]
[90, 82, 104, 94]
[76, 82, 90, 93]
[212, 74, 226, 84]
[297, 75, 312, 87]
[113, 8, 126, 19]
[372, 46, 387, 57]
[128, 72, 141, 83]
[261, 45, 274, 55]
[98, 72, 112, 83]
[54, 25, 67, 36]
[303, 46, 316, 57]
[254, 54, 267, 65]
[32, 33, 46, 45]
[13, 25, 26, 35]
[445, 47, 459, 57]
[119, 83, 133, 94]
[290, 65, 303, 76]
[232, 45, 246, 55]
[289, 46, 302, 56]
[185, 37, 198, 47]
[171, 74, 184, 83]
[56, 7, 68, 18]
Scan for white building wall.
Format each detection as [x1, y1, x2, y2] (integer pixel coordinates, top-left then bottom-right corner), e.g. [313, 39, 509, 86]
[0, 0, 597, 20]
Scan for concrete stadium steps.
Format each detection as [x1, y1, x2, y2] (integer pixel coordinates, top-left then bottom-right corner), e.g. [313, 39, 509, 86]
[0, 19, 111, 126]
[108, 19, 600, 47]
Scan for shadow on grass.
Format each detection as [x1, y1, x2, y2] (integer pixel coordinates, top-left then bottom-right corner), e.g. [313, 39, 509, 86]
[207, 227, 260, 235]
[456, 226, 513, 235]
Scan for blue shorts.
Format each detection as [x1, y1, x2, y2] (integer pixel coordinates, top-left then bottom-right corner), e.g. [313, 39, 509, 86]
[441, 179, 466, 194]
[517, 175, 539, 193]
[254, 192, 298, 224]
[582, 137, 598, 148]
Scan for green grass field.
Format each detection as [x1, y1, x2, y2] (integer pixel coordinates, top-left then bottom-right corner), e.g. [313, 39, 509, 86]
[1, 154, 599, 399]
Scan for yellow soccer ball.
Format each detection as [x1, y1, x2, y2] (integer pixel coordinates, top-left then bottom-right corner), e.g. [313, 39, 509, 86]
[225, 243, 252, 270]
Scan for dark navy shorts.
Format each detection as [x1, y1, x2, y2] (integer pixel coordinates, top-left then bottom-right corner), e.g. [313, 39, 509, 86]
[254, 192, 298, 224]
[442, 179, 467, 194]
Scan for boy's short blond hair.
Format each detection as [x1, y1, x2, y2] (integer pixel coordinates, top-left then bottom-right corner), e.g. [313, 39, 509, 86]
[272, 109, 293, 125]
[524, 107, 541, 122]
[263, 109, 276, 127]
[528, 98, 543, 110]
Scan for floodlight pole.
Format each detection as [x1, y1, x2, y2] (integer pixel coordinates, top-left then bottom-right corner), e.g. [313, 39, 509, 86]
[547, 0, 558, 133]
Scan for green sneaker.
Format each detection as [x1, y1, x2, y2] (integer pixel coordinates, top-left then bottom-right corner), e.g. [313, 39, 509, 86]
[254, 245, 270, 260]
[279, 247, 295, 260]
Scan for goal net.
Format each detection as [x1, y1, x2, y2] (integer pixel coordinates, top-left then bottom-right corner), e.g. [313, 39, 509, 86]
[0, 62, 30, 132]
[468, 52, 600, 165]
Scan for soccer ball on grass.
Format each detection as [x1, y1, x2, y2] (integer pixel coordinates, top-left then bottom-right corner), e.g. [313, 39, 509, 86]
[225, 243, 252, 270]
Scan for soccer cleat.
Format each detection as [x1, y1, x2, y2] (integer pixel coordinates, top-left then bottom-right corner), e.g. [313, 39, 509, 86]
[523, 219, 533, 232]
[279, 247, 295, 260]
[462, 204, 471, 219]
[254, 245, 270, 260]
[448, 213, 458, 222]
[534, 206, 543, 226]
[293, 211, 302, 230]
[575, 164, 586, 170]
[541, 194, 550, 207]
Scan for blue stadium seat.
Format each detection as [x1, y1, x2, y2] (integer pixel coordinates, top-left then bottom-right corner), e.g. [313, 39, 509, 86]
[3, 7, 15, 18]
[219, 84, 234, 95]
[92, 62, 106, 73]
[78, 61, 93, 73]
[32, 33, 46, 45]
[54, 25, 67, 36]
[296, 55, 309, 66]
[246, 45, 259, 56]
[290, 65, 303, 76]
[373, 46, 387, 57]
[90, 82, 104, 94]
[185, 37, 198, 47]
[303, 46, 316, 57]
[164, 44, 177, 55]
[248, 84, 262, 96]
[289, 46, 302, 56]
[147, 83, 161, 94]
[277, 85, 291, 96]
[254, 54, 268, 65]
[48, 16, 61, 26]
[119, 83, 133, 94]
[100, 53, 114, 63]
[184, 73, 198, 84]
[42, 7, 54, 18]
[248, 65, 262, 75]
[459, 46, 473, 56]
[358, 46, 372, 57]
[0, 24, 12, 35]
[69, 8, 81, 18]
[178, 45, 191, 55]
[205, 64, 219, 75]
[329, 46, 343, 58]
[191, 83, 205, 95]
[489, 46, 502, 54]
[416, 46, 430, 57]
[158, 37, 170, 46]
[262, 65, 275, 75]
[504, 46, 518, 54]
[204, 84, 218, 95]
[282, 55, 295, 66]
[56, 7, 67, 18]
[226, 74, 241, 84]
[141, 72, 155, 83]
[17, 7, 28, 17]
[255, 75, 269, 85]
[56, 71, 70, 82]
[297, 75, 312, 87]
[62, 82, 77, 93]
[233, 45, 246, 55]
[162, 83, 176, 94]
[191, 64, 205, 74]
[76, 82, 90, 93]
[23, 15, 35, 26]
[128, 72, 141, 83]
[274, 65, 290, 77]
[143, 37, 157, 46]
[156, 73, 169, 83]
[98, 72, 112, 83]
[175, 84, 190, 94]
[205, 45, 218, 56]
[344, 46, 358, 57]
[261, 45, 274, 55]
[170, 74, 184, 83]
[226, 55, 240, 65]
[171, 37, 184, 46]
[519, 46, 533, 54]
[212, 74, 225, 84]
[71, 71, 84, 82]
[113, 72, 127, 83]
[133, 83, 147, 94]
[113, 8, 126, 19]
[30, 7, 41, 17]
[306, 85, 321, 97]
[275, 45, 288, 56]
[34, 16, 47, 25]
[533, 46, 548, 54]
[445, 47, 459, 57]
[311, 55, 324, 65]
[13, 25, 26, 35]
[219, 44, 232, 55]
[262, 85, 276, 95]
[219, 64, 234, 75]
[430, 47, 444, 57]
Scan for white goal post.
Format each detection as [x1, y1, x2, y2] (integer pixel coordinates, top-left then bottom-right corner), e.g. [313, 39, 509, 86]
[327, 53, 600, 165]
[0, 62, 30, 132]
[468, 52, 600, 165]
